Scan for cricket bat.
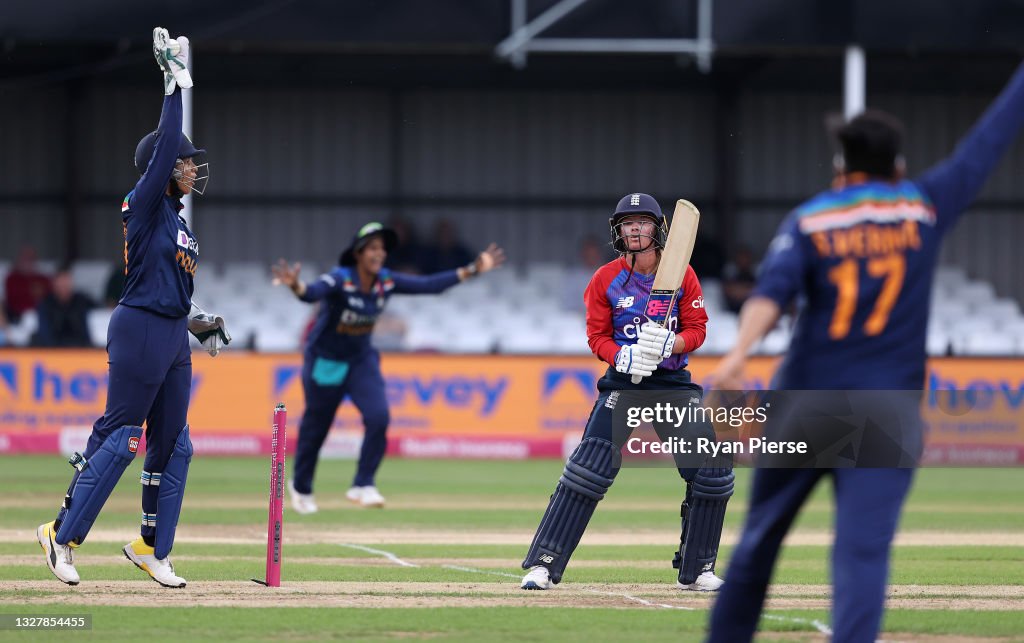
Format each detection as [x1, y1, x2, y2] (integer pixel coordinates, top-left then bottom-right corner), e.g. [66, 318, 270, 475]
[632, 199, 701, 383]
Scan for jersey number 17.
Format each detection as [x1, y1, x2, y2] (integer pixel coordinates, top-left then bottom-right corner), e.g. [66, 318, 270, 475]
[827, 253, 906, 340]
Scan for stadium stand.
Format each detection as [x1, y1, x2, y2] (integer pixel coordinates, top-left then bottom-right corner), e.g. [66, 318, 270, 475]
[3, 261, 1021, 356]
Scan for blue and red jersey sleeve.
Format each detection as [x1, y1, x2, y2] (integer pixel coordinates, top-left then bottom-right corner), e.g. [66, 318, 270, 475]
[677, 265, 708, 354]
[585, 263, 620, 365]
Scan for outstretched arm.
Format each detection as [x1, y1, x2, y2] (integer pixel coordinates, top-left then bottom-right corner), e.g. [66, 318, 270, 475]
[271, 259, 338, 302]
[130, 28, 194, 216]
[916, 60, 1024, 234]
[392, 242, 507, 294]
[130, 91, 182, 216]
[391, 270, 460, 295]
[708, 297, 782, 390]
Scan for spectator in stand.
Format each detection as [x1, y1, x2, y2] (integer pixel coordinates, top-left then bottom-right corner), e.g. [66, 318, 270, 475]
[690, 231, 727, 281]
[722, 244, 758, 314]
[104, 260, 127, 308]
[385, 216, 427, 274]
[562, 234, 614, 314]
[33, 265, 95, 348]
[420, 219, 474, 273]
[4, 245, 52, 323]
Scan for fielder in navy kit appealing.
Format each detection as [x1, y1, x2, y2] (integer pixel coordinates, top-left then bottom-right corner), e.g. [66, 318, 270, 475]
[707, 61, 1024, 642]
[520, 194, 734, 592]
[37, 28, 229, 589]
[273, 223, 505, 511]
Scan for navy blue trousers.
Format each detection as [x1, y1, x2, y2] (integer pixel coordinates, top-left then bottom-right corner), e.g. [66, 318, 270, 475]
[707, 467, 914, 643]
[56, 305, 192, 543]
[292, 349, 389, 493]
[583, 368, 713, 482]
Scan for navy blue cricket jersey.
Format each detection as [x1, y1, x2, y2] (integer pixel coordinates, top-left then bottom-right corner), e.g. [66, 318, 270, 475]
[118, 89, 198, 318]
[756, 62, 1024, 390]
[300, 266, 459, 359]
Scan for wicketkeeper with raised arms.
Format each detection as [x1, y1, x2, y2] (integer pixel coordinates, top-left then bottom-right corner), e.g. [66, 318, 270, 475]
[37, 28, 229, 588]
[520, 193, 733, 592]
[272, 224, 505, 510]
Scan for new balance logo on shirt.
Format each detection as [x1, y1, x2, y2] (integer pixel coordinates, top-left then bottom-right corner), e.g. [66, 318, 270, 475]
[616, 296, 635, 309]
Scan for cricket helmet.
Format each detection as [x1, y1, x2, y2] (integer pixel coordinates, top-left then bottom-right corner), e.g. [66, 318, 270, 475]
[134, 131, 210, 195]
[609, 192, 668, 254]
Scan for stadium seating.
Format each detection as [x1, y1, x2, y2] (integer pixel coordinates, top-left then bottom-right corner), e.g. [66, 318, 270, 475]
[6, 310, 38, 346]
[4, 261, 1023, 356]
[70, 260, 111, 302]
[86, 308, 113, 347]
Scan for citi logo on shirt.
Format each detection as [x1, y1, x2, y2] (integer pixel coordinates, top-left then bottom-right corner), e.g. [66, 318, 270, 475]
[616, 296, 635, 309]
[176, 230, 199, 255]
[623, 315, 677, 338]
[692, 296, 705, 309]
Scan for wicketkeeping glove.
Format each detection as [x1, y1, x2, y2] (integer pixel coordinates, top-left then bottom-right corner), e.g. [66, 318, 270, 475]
[637, 321, 676, 360]
[188, 303, 231, 357]
[153, 27, 193, 95]
[615, 344, 658, 379]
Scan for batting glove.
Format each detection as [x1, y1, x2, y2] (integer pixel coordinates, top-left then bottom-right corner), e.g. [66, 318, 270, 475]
[153, 27, 193, 95]
[615, 344, 658, 378]
[188, 303, 231, 357]
[637, 321, 676, 360]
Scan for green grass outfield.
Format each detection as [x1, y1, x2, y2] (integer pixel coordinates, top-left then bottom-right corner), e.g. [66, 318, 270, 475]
[1, 455, 1022, 641]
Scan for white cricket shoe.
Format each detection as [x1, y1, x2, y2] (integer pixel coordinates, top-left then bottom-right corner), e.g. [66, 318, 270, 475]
[346, 486, 386, 508]
[123, 537, 186, 588]
[37, 521, 80, 586]
[521, 565, 552, 590]
[677, 570, 724, 592]
[287, 478, 319, 515]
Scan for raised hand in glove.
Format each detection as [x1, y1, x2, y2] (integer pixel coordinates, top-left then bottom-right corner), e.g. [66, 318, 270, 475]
[153, 27, 193, 95]
[637, 321, 677, 361]
[615, 344, 658, 379]
[188, 303, 231, 357]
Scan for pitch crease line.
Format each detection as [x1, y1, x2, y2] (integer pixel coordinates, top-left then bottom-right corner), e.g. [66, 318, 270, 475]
[338, 543, 420, 568]
[443, 563, 694, 611]
[355, 552, 832, 634]
[762, 614, 832, 636]
[442, 564, 520, 579]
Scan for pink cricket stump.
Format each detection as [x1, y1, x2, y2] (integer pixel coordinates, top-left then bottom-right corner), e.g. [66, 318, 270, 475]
[254, 403, 286, 586]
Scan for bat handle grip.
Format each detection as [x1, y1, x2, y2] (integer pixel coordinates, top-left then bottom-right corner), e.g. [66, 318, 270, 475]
[631, 374, 643, 384]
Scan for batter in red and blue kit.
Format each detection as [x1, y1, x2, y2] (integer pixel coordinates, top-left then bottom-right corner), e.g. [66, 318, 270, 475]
[707, 60, 1024, 643]
[272, 224, 505, 510]
[520, 193, 734, 592]
[37, 28, 230, 589]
